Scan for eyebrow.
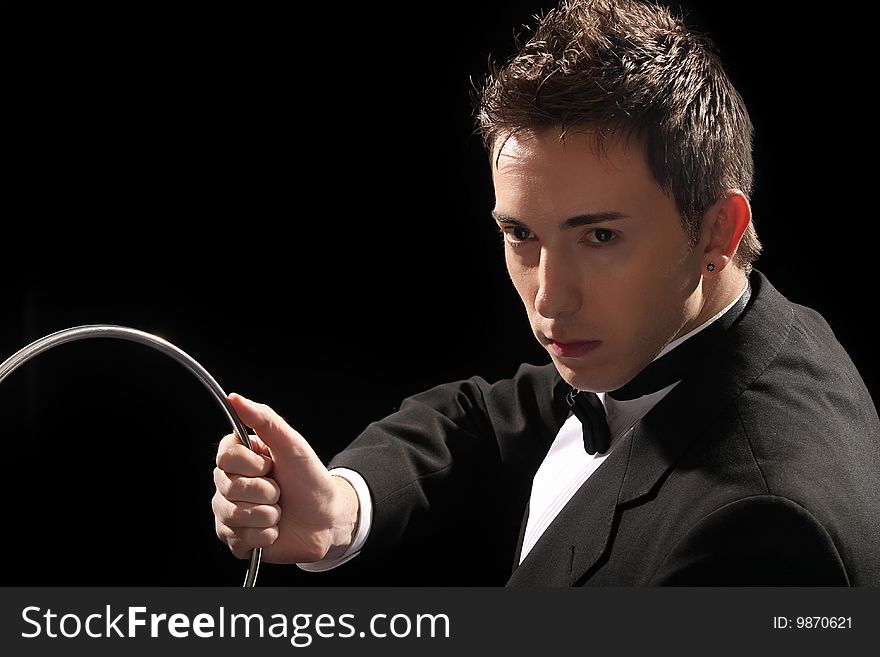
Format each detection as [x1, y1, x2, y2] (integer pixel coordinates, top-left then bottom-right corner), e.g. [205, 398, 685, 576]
[491, 211, 628, 230]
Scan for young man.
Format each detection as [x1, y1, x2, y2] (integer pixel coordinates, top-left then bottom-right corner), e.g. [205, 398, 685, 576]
[212, 0, 880, 585]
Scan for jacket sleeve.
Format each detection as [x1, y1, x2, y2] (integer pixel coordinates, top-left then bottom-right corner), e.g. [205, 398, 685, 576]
[649, 495, 850, 585]
[328, 362, 564, 558]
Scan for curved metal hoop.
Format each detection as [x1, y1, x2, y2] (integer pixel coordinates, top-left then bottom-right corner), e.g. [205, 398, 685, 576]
[0, 324, 262, 587]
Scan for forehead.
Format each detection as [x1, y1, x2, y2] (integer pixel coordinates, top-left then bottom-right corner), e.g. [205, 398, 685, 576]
[491, 128, 666, 215]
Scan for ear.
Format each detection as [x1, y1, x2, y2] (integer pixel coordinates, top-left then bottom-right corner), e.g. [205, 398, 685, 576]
[700, 190, 751, 273]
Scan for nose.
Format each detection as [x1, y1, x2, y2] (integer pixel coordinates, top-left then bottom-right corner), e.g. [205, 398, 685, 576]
[534, 247, 580, 319]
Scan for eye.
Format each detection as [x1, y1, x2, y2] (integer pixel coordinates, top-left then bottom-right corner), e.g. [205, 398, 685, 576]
[512, 226, 533, 241]
[585, 228, 617, 245]
[500, 225, 536, 247]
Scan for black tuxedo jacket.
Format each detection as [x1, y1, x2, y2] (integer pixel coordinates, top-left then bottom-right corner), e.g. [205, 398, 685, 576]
[330, 272, 880, 585]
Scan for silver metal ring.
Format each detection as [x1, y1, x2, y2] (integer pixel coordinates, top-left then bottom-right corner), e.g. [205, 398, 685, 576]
[0, 324, 262, 587]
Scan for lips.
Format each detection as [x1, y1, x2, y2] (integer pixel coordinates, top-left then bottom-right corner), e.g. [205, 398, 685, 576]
[546, 339, 601, 359]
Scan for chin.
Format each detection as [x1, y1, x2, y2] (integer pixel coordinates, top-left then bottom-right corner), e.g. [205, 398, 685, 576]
[551, 360, 611, 393]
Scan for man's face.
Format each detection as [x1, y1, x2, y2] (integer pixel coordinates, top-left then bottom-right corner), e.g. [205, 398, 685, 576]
[492, 129, 706, 392]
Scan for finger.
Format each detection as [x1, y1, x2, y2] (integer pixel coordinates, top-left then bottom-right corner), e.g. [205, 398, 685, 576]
[216, 440, 273, 477]
[227, 393, 317, 459]
[213, 467, 281, 505]
[218, 432, 271, 458]
[211, 492, 281, 528]
[215, 520, 279, 559]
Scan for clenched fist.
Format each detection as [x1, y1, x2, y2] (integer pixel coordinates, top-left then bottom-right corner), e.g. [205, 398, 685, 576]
[212, 393, 359, 564]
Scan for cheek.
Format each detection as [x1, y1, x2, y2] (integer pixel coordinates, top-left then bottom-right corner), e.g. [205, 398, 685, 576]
[601, 266, 677, 342]
[505, 253, 535, 307]
[619, 265, 692, 344]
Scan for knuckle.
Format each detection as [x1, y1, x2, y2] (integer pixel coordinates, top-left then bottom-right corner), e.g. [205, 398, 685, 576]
[221, 529, 247, 558]
[235, 480, 255, 502]
[215, 446, 237, 470]
[218, 472, 271, 503]
[213, 468, 231, 495]
[242, 476, 279, 504]
[215, 521, 264, 559]
[225, 475, 249, 501]
[222, 474, 242, 499]
[227, 504, 248, 524]
[215, 436, 237, 464]
[230, 503, 259, 525]
[266, 480, 281, 505]
[227, 475, 251, 501]
[215, 520, 233, 543]
[211, 492, 229, 520]
[217, 445, 268, 477]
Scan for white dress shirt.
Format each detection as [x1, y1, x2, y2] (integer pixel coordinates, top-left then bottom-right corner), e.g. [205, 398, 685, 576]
[299, 288, 747, 572]
[519, 382, 677, 563]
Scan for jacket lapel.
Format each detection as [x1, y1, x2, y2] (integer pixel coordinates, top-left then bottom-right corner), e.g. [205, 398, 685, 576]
[507, 436, 633, 586]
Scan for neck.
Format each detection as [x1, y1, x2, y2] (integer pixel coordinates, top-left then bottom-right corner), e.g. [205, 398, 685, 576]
[676, 266, 748, 340]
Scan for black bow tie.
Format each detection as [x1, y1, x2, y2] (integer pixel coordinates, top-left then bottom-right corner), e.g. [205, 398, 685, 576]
[567, 285, 751, 455]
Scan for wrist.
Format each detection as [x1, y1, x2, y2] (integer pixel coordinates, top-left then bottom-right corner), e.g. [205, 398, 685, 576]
[324, 474, 360, 561]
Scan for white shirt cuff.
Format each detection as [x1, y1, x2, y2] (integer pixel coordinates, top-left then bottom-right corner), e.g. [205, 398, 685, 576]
[296, 467, 373, 573]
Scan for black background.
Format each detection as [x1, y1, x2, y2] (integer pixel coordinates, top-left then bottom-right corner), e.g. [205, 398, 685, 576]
[3, 1, 876, 586]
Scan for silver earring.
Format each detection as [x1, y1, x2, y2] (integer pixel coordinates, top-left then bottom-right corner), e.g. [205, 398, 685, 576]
[706, 263, 716, 272]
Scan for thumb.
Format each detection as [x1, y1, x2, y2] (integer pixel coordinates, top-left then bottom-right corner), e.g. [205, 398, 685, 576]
[227, 393, 320, 464]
